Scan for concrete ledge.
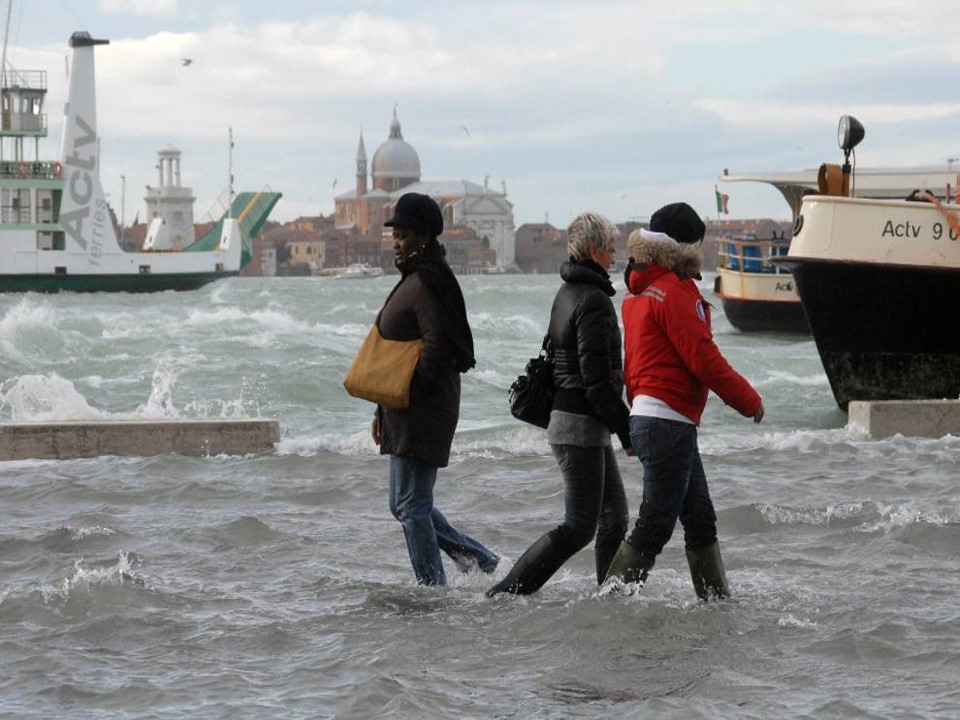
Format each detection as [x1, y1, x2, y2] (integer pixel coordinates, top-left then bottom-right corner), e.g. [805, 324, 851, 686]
[0, 418, 280, 460]
[848, 400, 960, 439]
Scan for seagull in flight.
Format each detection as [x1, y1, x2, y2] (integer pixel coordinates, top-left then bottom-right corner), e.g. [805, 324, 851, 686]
[459, 125, 470, 138]
[181, 58, 193, 67]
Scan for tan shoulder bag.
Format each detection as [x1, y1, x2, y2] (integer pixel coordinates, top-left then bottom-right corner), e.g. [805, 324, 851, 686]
[343, 323, 424, 409]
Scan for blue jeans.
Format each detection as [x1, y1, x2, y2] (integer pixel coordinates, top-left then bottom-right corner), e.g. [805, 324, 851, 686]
[389, 454, 498, 586]
[624, 416, 718, 555]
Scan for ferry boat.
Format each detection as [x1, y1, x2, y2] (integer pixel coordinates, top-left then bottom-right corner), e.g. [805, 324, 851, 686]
[0, 31, 268, 293]
[776, 116, 960, 409]
[714, 224, 806, 333]
[716, 155, 957, 334]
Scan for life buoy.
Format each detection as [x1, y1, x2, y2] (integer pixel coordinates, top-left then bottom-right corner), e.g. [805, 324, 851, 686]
[53, 162, 62, 178]
[17, 162, 28, 177]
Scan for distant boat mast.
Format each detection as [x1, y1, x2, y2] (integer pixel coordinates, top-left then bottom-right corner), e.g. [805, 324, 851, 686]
[1, 0, 12, 89]
[228, 126, 234, 219]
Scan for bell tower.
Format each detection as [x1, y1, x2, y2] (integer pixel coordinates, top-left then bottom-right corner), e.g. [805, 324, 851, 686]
[356, 130, 368, 232]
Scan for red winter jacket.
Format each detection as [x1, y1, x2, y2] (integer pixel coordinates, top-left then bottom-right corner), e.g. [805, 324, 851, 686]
[621, 242, 761, 425]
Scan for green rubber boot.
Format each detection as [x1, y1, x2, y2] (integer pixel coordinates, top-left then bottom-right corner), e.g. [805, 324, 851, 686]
[685, 541, 730, 601]
[602, 541, 654, 586]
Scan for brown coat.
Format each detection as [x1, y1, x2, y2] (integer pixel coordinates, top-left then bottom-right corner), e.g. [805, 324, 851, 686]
[377, 272, 461, 468]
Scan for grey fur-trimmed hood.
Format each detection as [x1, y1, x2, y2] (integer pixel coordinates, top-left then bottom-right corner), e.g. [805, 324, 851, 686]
[626, 229, 703, 279]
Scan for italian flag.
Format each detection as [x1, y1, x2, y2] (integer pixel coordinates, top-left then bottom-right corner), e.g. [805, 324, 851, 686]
[715, 187, 729, 215]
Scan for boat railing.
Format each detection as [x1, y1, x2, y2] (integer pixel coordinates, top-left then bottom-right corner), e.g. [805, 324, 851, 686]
[717, 235, 791, 274]
[1, 69, 47, 91]
[0, 160, 61, 179]
[1, 205, 31, 223]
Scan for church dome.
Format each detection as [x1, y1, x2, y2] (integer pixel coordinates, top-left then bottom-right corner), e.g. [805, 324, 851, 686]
[371, 112, 420, 188]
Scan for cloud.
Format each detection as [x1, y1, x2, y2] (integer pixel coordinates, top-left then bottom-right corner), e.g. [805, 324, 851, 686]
[19, 1, 960, 226]
[99, 0, 178, 17]
[698, 99, 960, 128]
[78, 7, 672, 143]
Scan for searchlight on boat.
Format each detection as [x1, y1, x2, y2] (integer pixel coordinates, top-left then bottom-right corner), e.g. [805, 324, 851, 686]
[838, 115, 865, 157]
[837, 115, 865, 197]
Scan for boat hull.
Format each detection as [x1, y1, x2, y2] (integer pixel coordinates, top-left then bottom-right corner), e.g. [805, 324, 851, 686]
[780, 258, 960, 409]
[0, 271, 238, 293]
[716, 293, 810, 334]
[782, 195, 960, 409]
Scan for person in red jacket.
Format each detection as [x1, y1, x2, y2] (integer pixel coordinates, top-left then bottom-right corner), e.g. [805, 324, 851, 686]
[603, 202, 764, 600]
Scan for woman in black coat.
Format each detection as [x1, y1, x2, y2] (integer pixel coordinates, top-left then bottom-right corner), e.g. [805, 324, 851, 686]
[487, 212, 632, 596]
[373, 192, 498, 586]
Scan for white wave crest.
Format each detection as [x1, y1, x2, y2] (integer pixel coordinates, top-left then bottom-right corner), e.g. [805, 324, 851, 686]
[40, 551, 140, 603]
[1, 365, 258, 422]
[471, 312, 547, 337]
[756, 370, 830, 388]
[454, 429, 552, 457]
[0, 300, 62, 360]
[699, 427, 865, 457]
[758, 501, 866, 526]
[277, 430, 380, 456]
[0, 373, 104, 421]
[69, 525, 117, 540]
[859, 503, 960, 533]
[778, 613, 818, 629]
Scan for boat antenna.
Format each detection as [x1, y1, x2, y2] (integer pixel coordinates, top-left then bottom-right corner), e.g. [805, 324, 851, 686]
[228, 126, 234, 219]
[1, 0, 12, 90]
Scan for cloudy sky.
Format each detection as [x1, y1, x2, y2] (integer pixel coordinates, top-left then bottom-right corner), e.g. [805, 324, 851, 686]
[8, 0, 960, 227]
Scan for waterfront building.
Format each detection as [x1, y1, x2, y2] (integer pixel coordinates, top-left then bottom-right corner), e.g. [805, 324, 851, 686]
[334, 111, 516, 271]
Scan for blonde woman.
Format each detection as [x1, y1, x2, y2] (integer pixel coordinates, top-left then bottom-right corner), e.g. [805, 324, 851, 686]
[487, 212, 632, 596]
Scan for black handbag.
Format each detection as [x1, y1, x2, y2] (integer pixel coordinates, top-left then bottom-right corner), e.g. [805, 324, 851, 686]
[509, 334, 555, 428]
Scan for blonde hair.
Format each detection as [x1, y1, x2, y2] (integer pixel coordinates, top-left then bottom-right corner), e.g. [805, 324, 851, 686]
[567, 212, 619, 261]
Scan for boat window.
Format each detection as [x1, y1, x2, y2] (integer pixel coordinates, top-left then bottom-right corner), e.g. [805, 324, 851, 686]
[37, 231, 65, 251]
[36, 189, 61, 223]
[2, 188, 31, 223]
[38, 231, 63, 251]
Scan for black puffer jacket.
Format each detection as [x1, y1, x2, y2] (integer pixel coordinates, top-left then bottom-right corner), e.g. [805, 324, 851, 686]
[548, 259, 631, 448]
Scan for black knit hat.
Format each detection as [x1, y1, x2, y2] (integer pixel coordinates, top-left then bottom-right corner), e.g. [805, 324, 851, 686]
[384, 192, 444, 237]
[649, 202, 705, 244]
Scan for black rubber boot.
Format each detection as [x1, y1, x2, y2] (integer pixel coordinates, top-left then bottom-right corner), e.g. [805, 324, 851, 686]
[685, 541, 729, 601]
[602, 541, 655, 585]
[485, 534, 568, 597]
